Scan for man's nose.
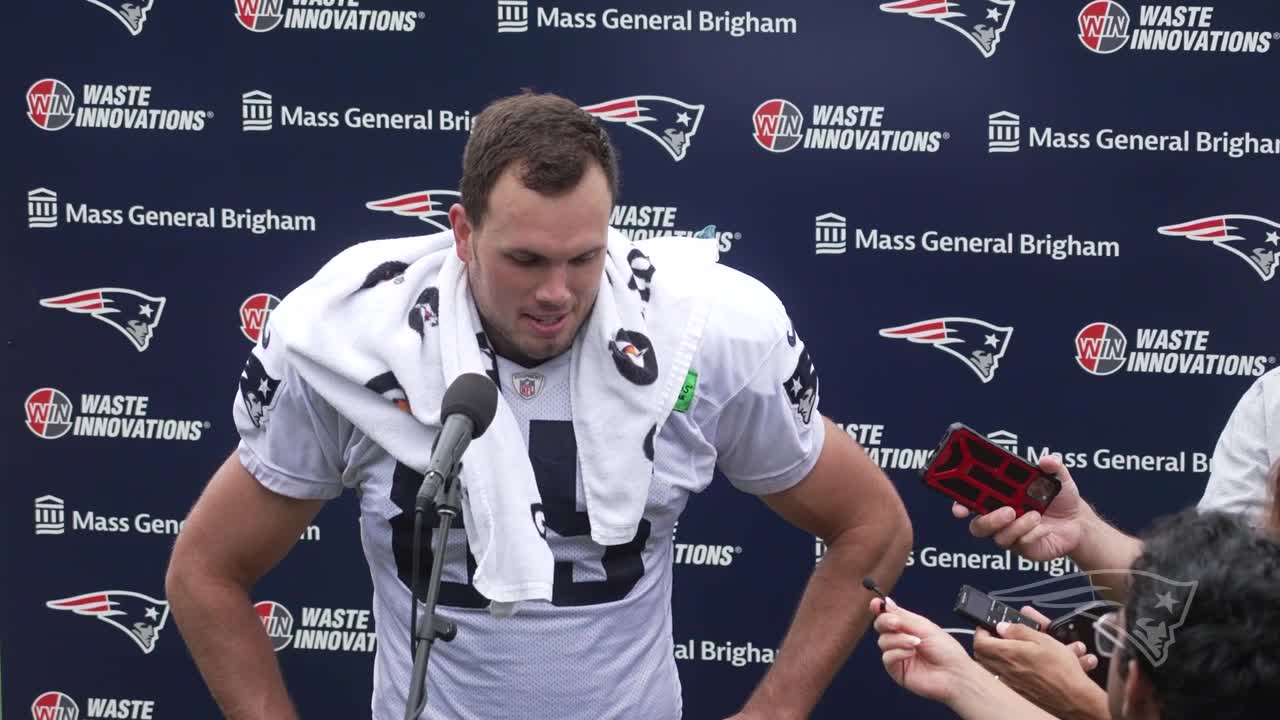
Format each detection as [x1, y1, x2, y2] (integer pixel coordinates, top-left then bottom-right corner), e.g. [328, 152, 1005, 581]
[534, 266, 572, 306]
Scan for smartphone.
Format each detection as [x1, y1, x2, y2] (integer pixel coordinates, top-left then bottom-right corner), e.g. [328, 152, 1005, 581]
[953, 584, 1041, 634]
[1048, 600, 1113, 688]
[921, 423, 1062, 517]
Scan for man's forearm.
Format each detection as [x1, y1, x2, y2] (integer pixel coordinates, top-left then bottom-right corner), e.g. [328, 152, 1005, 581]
[1057, 681, 1111, 720]
[1070, 505, 1144, 604]
[949, 663, 1057, 720]
[167, 569, 298, 720]
[739, 517, 911, 719]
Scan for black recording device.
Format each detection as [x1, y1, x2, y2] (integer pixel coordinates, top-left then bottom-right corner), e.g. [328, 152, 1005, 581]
[1047, 600, 1113, 688]
[953, 584, 1041, 634]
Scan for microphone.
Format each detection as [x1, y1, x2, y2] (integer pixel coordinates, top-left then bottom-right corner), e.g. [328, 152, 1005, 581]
[414, 373, 499, 511]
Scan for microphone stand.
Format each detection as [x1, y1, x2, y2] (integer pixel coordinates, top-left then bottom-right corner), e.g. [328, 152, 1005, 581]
[402, 462, 462, 720]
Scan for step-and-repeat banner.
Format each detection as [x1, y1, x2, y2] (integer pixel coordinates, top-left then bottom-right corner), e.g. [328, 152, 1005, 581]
[7, 1, 1279, 718]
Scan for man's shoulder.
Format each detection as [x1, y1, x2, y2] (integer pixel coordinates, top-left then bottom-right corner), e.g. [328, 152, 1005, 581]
[309, 231, 453, 282]
[697, 263, 790, 350]
[682, 264, 794, 402]
[1258, 366, 1280, 396]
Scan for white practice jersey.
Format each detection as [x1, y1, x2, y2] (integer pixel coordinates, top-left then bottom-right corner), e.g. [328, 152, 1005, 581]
[233, 262, 825, 720]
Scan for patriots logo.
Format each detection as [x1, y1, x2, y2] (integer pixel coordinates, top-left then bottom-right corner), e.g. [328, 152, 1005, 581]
[39, 287, 165, 352]
[83, 0, 154, 35]
[988, 569, 1198, 667]
[880, 0, 1015, 58]
[626, 248, 656, 302]
[581, 96, 705, 162]
[784, 346, 820, 425]
[358, 260, 410, 290]
[880, 317, 1013, 383]
[1158, 214, 1280, 282]
[366, 190, 460, 231]
[239, 351, 281, 428]
[46, 590, 170, 654]
[408, 287, 440, 336]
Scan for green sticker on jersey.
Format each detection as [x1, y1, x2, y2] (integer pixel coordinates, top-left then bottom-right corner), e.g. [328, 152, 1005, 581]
[674, 368, 698, 413]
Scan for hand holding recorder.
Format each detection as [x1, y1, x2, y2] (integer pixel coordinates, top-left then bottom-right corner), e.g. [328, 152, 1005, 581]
[869, 595, 1058, 720]
[972, 605, 1109, 720]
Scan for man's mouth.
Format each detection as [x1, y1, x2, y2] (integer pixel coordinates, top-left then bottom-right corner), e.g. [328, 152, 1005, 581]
[524, 312, 569, 336]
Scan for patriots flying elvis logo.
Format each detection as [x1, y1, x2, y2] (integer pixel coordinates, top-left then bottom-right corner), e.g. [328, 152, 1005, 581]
[365, 189, 460, 231]
[46, 590, 170, 654]
[83, 0, 154, 35]
[581, 96, 705, 162]
[880, 0, 1015, 58]
[1158, 214, 1280, 282]
[879, 317, 1013, 382]
[39, 288, 166, 352]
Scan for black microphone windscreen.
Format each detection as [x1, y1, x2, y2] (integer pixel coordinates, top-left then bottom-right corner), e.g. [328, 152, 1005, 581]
[440, 373, 499, 438]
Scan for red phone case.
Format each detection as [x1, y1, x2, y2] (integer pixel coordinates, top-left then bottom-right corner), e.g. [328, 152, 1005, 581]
[921, 423, 1061, 516]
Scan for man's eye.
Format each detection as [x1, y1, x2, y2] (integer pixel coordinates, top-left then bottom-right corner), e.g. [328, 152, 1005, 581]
[510, 254, 538, 266]
[571, 252, 598, 265]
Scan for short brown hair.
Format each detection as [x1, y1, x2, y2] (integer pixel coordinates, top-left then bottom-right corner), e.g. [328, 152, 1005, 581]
[460, 91, 620, 228]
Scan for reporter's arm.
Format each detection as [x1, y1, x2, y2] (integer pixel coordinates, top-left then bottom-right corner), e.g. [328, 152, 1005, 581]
[958, 454, 1142, 603]
[946, 661, 1059, 720]
[971, 607, 1108, 720]
[165, 451, 325, 720]
[870, 598, 1055, 720]
[1066, 509, 1143, 603]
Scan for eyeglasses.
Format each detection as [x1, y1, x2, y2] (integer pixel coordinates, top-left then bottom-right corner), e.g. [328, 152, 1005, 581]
[1094, 611, 1126, 659]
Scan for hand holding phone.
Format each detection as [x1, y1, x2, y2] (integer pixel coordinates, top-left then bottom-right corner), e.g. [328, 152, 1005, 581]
[1047, 601, 1112, 688]
[922, 423, 1062, 517]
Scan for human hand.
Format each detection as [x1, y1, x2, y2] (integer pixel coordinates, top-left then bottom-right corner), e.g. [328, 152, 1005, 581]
[972, 606, 1105, 719]
[952, 454, 1090, 561]
[870, 596, 981, 705]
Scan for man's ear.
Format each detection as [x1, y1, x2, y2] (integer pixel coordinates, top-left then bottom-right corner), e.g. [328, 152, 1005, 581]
[1122, 658, 1159, 718]
[450, 204, 473, 263]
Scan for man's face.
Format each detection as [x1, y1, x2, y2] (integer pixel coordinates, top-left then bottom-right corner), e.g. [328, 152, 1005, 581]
[1104, 611, 1158, 720]
[451, 163, 611, 364]
[1106, 611, 1127, 719]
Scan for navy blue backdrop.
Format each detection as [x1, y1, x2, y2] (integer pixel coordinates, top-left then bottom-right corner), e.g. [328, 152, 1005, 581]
[7, 1, 1279, 718]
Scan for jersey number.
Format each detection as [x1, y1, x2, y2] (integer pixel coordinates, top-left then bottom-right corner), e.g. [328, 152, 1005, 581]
[389, 419, 651, 608]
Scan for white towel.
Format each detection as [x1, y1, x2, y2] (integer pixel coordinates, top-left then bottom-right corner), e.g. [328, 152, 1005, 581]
[266, 228, 717, 613]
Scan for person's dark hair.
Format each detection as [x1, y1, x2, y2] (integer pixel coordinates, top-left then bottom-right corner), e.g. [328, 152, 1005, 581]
[460, 90, 619, 228]
[1123, 509, 1280, 718]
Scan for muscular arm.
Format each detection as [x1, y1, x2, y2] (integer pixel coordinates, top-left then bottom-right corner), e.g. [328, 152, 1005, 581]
[165, 450, 325, 720]
[734, 416, 913, 720]
[1070, 508, 1144, 604]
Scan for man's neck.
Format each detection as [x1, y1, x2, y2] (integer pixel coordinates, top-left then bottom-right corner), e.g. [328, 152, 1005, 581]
[478, 317, 555, 369]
